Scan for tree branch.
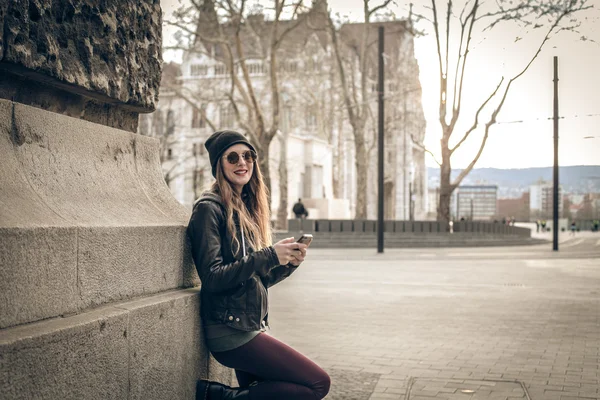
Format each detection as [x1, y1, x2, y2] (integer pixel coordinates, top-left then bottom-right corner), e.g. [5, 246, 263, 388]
[450, 76, 503, 154]
[410, 133, 442, 166]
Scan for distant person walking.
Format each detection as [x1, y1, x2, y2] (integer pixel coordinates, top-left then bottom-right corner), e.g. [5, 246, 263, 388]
[292, 198, 309, 219]
[536, 220, 540, 233]
[570, 221, 577, 236]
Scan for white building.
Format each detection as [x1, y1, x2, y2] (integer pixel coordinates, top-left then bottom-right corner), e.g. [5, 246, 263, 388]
[139, 1, 427, 221]
[530, 180, 563, 219]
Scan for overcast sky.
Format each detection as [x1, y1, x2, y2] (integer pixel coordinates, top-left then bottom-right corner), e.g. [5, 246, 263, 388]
[160, 0, 600, 169]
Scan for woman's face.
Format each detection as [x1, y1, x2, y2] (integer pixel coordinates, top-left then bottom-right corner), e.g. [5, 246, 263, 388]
[221, 143, 255, 193]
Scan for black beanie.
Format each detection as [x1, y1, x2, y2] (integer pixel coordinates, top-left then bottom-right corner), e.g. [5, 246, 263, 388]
[205, 130, 256, 178]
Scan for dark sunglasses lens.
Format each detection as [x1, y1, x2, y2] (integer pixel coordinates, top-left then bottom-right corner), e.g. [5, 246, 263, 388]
[243, 151, 257, 163]
[226, 152, 240, 164]
[225, 150, 256, 164]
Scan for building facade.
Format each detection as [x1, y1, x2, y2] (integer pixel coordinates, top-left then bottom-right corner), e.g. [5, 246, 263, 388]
[530, 180, 563, 220]
[139, 1, 427, 221]
[497, 192, 530, 222]
[452, 185, 498, 221]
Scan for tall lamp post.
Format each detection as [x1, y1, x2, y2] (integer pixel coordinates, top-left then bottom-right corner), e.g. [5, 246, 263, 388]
[552, 56, 559, 251]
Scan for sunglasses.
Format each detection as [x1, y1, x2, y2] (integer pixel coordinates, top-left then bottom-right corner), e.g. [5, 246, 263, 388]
[224, 150, 258, 165]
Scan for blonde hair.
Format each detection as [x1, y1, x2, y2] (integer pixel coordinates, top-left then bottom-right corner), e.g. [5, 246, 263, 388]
[212, 157, 272, 255]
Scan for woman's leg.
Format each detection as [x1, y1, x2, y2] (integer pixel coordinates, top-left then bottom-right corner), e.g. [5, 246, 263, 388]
[212, 333, 330, 400]
[234, 369, 261, 387]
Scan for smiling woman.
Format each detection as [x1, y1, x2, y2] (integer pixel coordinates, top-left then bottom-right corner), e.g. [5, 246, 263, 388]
[187, 130, 330, 400]
[221, 145, 256, 193]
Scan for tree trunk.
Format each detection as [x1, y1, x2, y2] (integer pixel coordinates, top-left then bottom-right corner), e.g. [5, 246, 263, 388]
[438, 145, 452, 223]
[276, 131, 288, 230]
[354, 133, 368, 219]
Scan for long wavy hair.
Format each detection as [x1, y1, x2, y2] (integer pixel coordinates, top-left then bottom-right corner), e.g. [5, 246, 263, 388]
[211, 155, 272, 255]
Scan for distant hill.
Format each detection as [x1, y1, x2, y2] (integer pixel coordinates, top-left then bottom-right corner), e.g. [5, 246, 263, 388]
[427, 165, 600, 198]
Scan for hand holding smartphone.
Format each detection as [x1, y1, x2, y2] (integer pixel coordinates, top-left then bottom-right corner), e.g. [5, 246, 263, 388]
[296, 234, 313, 247]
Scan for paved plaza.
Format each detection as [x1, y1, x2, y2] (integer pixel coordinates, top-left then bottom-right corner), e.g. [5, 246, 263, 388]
[267, 234, 600, 400]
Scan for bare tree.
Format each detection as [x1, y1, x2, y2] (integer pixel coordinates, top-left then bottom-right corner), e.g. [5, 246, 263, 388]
[412, 0, 592, 222]
[327, 0, 394, 219]
[167, 0, 307, 228]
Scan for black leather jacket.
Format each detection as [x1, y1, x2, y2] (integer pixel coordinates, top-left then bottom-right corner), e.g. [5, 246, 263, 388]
[187, 191, 298, 331]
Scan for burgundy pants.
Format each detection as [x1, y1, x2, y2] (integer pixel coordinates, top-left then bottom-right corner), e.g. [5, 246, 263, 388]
[212, 332, 330, 400]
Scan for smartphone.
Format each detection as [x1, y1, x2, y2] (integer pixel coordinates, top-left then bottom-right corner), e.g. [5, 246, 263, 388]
[296, 234, 313, 247]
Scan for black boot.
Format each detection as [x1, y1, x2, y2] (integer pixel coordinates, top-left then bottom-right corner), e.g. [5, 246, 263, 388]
[196, 380, 250, 400]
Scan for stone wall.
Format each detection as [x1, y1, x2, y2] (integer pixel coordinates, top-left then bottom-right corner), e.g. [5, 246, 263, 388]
[0, 0, 162, 131]
[0, 1, 231, 398]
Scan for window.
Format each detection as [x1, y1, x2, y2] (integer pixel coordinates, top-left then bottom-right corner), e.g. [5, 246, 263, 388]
[306, 59, 320, 72]
[247, 63, 265, 75]
[191, 104, 206, 128]
[214, 64, 227, 76]
[190, 64, 208, 76]
[220, 104, 235, 129]
[279, 60, 298, 74]
[167, 148, 173, 160]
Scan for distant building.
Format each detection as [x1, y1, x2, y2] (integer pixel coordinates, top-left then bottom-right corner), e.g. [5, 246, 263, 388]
[530, 180, 563, 219]
[452, 185, 498, 221]
[139, 2, 427, 219]
[426, 187, 439, 220]
[497, 192, 530, 221]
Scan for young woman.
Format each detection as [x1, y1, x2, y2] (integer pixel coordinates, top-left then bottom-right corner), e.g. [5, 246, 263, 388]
[187, 130, 330, 400]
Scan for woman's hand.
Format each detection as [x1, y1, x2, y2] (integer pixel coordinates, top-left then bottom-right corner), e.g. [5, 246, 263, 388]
[273, 237, 307, 266]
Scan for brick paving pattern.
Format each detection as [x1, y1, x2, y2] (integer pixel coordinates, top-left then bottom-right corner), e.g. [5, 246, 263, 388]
[267, 238, 600, 400]
[327, 369, 381, 400]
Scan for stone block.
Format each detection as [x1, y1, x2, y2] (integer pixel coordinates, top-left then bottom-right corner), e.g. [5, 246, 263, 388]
[394, 221, 405, 233]
[0, 289, 232, 400]
[0, 100, 68, 228]
[330, 220, 342, 232]
[301, 219, 315, 232]
[0, 100, 196, 328]
[8, 101, 178, 225]
[288, 219, 301, 231]
[384, 220, 394, 232]
[341, 220, 353, 232]
[0, 227, 78, 329]
[122, 289, 207, 400]
[0, 305, 130, 400]
[316, 220, 330, 232]
[76, 226, 188, 308]
[0, 0, 162, 112]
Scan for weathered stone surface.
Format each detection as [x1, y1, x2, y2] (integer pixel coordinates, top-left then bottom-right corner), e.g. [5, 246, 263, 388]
[0, 306, 130, 400]
[0, 289, 233, 400]
[124, 289, 208, 400]
[76, 226, 188, 308]
[0, 227, 79, 329]
[0, 0, 162, 112]
[0, 99, 198, 329]
[5, 99, 184, 227]
[0, 71, 140, 131]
